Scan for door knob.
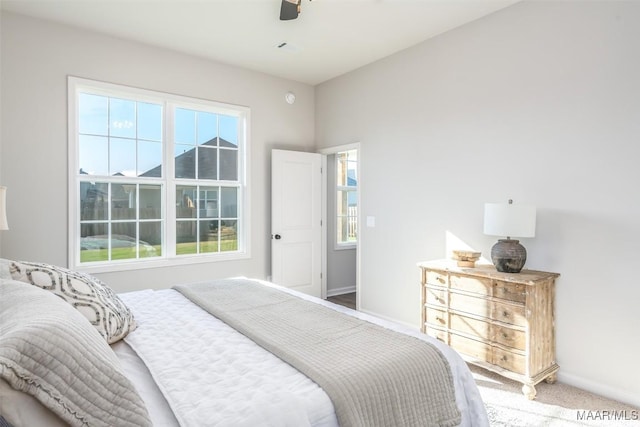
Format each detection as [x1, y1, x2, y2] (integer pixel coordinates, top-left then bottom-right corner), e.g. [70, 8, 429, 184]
[273, 234, 282, 240]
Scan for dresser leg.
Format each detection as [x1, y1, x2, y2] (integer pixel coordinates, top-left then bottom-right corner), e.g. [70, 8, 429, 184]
[522, 383, 537, 400]
[544, 373, 557, 384]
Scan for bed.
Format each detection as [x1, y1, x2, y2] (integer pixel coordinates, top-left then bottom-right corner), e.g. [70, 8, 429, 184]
[0, 259, 488, 427]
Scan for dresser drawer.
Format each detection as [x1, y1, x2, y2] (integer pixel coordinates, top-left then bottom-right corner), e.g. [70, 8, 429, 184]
[425, 271, 448, 286]
[450, 312, 491, 340]
[449, 274, 492, 297]
[425, 307, 448, 327]
[425, 327, 448, 343]
[450, 333, 491, 362]
[492, 325, 526, 351]
[493, 347, 526, 375]
[449, 292, 492, 318]
[425, 287, 447, 306]
[493, 282, 527, 303]
[493, 301, 526, 327]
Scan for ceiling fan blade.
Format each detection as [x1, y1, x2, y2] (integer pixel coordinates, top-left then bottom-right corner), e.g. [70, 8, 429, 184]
[280, 0, 299, 21]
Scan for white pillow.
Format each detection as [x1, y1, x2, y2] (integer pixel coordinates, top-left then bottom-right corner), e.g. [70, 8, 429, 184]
[4, 259, 136, 344]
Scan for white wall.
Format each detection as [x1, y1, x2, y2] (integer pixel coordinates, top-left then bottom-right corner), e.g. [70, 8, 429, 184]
[315, 1, 640, 406]
[0, 12, 315, 291]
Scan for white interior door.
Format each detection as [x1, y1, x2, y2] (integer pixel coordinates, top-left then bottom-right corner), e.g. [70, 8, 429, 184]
[271, 149, 323, 297]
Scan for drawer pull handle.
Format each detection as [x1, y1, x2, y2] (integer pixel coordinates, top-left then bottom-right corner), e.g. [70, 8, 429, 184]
[501, 355, 508, 362]
[502, 311, 510, 318]
[502, 332, 509, 339]
[436, 317, 445, 323]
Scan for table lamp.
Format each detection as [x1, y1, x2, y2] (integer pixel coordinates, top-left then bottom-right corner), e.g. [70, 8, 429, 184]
[484, 199, 535, 273]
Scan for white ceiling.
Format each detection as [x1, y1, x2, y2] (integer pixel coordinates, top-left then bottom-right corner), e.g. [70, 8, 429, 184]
[1, 0, 518, 85]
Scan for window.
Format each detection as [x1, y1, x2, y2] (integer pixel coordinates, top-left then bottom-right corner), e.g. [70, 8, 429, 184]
[336, 149, 357, 246]
[69, 77, 249, 271]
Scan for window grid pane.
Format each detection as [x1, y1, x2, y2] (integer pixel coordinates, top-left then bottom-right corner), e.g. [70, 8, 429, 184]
[175, 184, 239, 256]
[221, 220, 238, 252]
[78, 94, 163, 178]
[79, 182, 163, 262]
[336, 149, 358, 245]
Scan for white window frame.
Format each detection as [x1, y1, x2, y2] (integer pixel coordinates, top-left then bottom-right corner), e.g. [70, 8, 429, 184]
[335, 149, 358, 250]
[68, 77, 251, 273]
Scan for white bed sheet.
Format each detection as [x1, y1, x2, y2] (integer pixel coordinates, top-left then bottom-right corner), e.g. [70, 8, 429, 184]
[112, 341, 180, 427]
[117, 281, 488, 427]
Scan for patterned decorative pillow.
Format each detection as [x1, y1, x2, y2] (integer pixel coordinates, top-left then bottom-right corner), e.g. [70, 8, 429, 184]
[6, 260, 136, 344]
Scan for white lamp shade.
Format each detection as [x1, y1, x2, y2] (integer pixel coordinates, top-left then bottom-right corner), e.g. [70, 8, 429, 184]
[0, 186, 8, 230]
[484, 202, 535, 238]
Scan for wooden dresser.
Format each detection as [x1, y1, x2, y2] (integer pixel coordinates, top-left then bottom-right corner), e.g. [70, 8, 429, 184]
[418, 260, 559, 399]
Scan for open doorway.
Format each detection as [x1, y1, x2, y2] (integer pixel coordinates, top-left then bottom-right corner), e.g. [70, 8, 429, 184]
[319, 144, 360, 310]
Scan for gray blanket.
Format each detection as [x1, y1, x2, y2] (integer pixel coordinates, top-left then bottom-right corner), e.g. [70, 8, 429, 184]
[175, 279, 461, 427]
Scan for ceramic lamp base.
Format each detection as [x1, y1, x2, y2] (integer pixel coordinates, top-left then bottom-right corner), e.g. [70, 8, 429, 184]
[491, 239, 527, 273]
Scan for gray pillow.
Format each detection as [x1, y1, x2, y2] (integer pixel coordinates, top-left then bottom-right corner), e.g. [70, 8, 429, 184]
[0, 279, 151, 427]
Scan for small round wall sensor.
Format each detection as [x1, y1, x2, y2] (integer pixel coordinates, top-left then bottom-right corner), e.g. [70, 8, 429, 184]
[285, 91, 296, 104]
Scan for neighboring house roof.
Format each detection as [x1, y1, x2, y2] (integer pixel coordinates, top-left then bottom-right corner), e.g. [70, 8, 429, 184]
[140, 137, 236, 178]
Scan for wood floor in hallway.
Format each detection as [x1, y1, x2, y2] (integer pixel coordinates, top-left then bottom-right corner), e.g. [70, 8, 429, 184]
[327, 292, 356, 310]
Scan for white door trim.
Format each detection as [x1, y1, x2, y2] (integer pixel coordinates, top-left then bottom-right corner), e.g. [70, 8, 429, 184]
[318, 143, 361, 309]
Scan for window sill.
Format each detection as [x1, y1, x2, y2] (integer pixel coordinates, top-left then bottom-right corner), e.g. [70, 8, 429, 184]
[334, 243, 357, 251]
[71, 251, 250, 274]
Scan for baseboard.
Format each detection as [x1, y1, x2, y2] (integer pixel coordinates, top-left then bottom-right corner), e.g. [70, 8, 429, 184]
[358, 308, 418, 330]
[558, 371, 640, 408]
[326, 285, 356, 297]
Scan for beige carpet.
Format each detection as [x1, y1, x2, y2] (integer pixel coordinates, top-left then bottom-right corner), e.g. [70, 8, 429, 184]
[471, 365, 640, 426]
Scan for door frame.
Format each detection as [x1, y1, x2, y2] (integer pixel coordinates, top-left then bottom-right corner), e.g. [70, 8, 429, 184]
[318, 143, 361, 309]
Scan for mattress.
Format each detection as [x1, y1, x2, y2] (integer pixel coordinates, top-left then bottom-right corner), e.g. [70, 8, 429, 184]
[116, 280, 488, 427]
